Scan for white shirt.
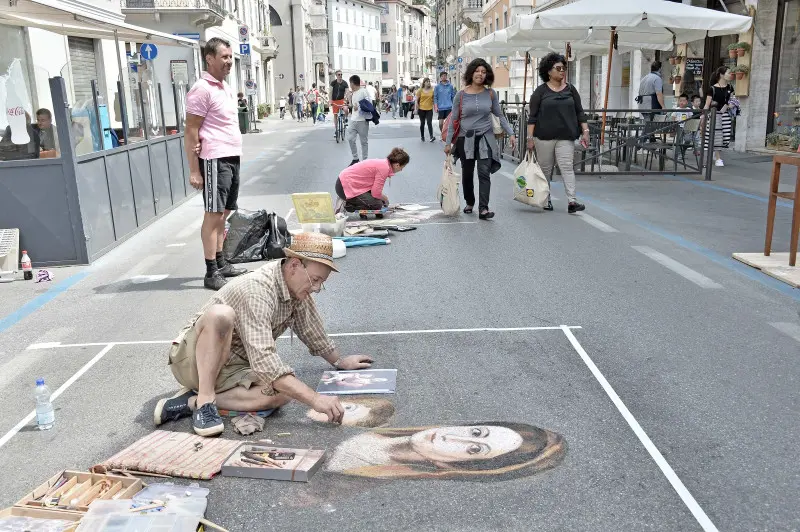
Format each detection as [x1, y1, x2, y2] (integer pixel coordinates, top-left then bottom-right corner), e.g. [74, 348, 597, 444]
[279, 98, 286, 107]
[366, 85, 377, 102]
[350, 88, 371, 122]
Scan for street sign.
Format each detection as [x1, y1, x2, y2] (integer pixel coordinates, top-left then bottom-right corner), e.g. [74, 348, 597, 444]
[239, 43, 251, 55]
[457, 57, 463, 63]
[170, 60, 189, 84]
[278, 73, 285, 79]
[173, 32, 200, 40]
[140, 43, 158, 61]
[238, 24, 249, 43]
[299, 73, 304, 79]
[449, 64, 455, 71]
[245, 79, 257, 95]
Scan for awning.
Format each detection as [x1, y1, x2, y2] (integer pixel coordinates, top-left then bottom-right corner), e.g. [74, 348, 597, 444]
[0, 0, 197, 47]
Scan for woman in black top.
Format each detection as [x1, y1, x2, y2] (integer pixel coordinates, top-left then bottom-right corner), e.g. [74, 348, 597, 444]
[702, 66, 734, 167]
[526, 53, 588, 213]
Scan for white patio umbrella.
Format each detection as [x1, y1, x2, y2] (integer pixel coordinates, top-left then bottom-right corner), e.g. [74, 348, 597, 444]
[512, 0, 753, 141]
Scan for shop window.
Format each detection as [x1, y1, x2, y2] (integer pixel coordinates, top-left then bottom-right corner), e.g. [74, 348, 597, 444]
[771, 0, 800, 148]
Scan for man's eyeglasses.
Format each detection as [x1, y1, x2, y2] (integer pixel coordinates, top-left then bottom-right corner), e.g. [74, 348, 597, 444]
[303, 264, 326, 293]
[553, 66, 566, 72]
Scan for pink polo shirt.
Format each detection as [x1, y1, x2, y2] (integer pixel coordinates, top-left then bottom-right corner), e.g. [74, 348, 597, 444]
[186, 71, 242, 160]
[338, 158, 394, 199]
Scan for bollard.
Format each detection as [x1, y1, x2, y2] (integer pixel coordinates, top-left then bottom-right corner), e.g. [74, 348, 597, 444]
[704, 107, 717, 181]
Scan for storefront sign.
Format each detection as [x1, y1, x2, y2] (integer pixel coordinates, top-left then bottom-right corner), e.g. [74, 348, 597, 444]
[170, 60, 189, 85]
[685, 58, 703, 76]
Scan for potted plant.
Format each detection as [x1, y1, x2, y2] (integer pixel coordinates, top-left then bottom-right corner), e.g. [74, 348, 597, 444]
[669, 55, 677, 65]
[727, 43, 739, 58]
[736, 42, 751, 57]
[765, 132, 781, 148]
[735, 65, 749, 80]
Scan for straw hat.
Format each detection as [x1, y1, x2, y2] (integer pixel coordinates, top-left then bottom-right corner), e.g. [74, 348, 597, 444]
[283, 232, 340, 272]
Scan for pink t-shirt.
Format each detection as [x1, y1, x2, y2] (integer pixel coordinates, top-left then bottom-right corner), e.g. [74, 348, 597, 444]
[338, 159, 394, 199]
[186, 72, 242, 160]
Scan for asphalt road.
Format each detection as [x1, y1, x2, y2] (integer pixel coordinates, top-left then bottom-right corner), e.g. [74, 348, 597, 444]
[0, 115, 798, 531]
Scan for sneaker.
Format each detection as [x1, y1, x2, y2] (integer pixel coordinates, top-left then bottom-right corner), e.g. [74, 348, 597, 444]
[544, 200, 554, 212]
[217, 263, 247, 278]
[154, 388, 195, 426]
[349, 159, 359, 166]
[421, 137, 425, 142]
[568, 202, 586, 214]
[193, 402, 224, 437]
[429, 136, 435, 143]
[715, 159, 724, 167]
[203, 272, 227, 291]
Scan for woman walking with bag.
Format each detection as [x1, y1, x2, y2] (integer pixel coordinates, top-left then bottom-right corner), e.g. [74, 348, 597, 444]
[444, 58, 516, 220]
[701, 66, 734, 167]
[416, 78, 435, 142]
[526, 52, 588, 214]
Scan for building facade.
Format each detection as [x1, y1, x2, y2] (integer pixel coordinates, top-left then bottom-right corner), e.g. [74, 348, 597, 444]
[378, 0, 436, 89]
[328, 0, 382, 86]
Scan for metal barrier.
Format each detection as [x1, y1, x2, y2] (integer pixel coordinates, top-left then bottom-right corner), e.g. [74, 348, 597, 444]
[499, 104, 719, 180]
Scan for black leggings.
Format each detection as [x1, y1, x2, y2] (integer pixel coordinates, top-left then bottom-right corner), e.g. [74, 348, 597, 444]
[418, 109, 433, 139]
[456, 135, 492, 211]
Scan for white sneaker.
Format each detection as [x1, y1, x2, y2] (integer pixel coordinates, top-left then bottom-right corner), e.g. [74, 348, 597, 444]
[715, 159, 724, 167]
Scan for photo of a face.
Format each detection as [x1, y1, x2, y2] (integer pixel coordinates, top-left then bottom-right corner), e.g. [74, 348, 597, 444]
[321, 373, 388, 387]
[306, 396, 395, 427]
[316, 369, 397, 395]
[325, 422, 565, 481]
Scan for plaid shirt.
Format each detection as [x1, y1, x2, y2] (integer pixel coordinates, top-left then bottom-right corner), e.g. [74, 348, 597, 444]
[176, 261, 336, 394]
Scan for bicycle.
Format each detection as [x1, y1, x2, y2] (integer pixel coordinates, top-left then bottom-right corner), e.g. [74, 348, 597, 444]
[335, 106, 348, 143]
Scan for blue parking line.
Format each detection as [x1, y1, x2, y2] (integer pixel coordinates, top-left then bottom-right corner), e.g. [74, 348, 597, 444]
[663, 174, 792, 208]
[0, 270, 91, 333]
[579, 194, 800, 302]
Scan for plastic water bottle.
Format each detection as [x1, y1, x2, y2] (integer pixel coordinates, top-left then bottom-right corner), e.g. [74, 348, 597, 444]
[21, 250, 33, 281]
[34, 378, 54, 430]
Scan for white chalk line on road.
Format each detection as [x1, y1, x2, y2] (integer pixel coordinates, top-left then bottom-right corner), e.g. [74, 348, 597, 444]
[242, 165, 276, 187]
[175, 218, 203, 240]
[166, 243, 187, 248]
[0, 344, 116, 451]
[560, 326, 718, 532]
[577, 214, 619, 233]
[769, 322, 800, 344]
[632, 246, 722, 289]
[116, 254, 165, 284]
[26, 326, 582, 350]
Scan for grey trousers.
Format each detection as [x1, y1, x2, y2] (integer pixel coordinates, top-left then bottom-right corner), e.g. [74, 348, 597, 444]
[535, 139, 577, 203]
[347, 120, 369, 160]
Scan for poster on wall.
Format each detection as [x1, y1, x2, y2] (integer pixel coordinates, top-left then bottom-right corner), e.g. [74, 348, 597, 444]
[170, 60, 189, 85]
[684, 58, 703, 76]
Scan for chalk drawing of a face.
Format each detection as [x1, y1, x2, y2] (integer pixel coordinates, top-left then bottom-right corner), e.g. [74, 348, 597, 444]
[306, 397, 395, 427]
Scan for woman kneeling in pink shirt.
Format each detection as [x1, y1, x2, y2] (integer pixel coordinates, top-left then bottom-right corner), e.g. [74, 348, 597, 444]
[335, 148, 410, 215]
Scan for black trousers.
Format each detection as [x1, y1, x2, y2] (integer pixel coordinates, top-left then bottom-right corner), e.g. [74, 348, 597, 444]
[418, 109, 433, 139]
[335, 178, 384, 211]
[456, 136, 492, 211]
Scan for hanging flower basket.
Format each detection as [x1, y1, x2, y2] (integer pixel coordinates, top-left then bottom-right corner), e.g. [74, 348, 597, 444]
[735, 71, 745, 80]
[727, 43, 739, 58]
[736, 42, 751, 57]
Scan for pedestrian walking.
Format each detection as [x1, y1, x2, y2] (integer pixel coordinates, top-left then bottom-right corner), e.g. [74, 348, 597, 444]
[416, 78, 435, 142]
[434, 71, 456, 136]
[702, 66, 735, 167]
[279, 96, 286, 119]
[397, 85, 405, 117]
[294, 86, 306, 121]
[184, 37, 248, 290]
[444, 58, 516, 220]
[308, 83, 320, 125]
[405, 88, 415, 119]
[347, 75, 371, 165]
[288, 90, 296, 119]
[330, 70, 350, 138]
[366, 81, 378, 108]
[526, 52, 588, 214]
[335, 147, 410, 212]
[389, 86, 398, 118]
[237, 92, 248, 110]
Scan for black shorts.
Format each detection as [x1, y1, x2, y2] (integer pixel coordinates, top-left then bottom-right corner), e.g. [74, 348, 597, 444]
[201, 156, 240, 213]
[438, 109, 452, 120]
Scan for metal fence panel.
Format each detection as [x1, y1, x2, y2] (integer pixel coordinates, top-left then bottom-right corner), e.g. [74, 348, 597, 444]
[75, 158, 116, 257]
[148, 142, 173, 214]
[166, 137, 186, 203]
[105, 151, 138, 239]
[129, 145, 157, 225]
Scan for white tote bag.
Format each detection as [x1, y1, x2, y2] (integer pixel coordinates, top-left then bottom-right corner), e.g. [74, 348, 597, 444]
[437, 158, 461, 216]
[512, 152, 550, 208]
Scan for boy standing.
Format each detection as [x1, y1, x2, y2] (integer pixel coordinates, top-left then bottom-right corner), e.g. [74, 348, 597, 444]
[347, 75, 371, 166]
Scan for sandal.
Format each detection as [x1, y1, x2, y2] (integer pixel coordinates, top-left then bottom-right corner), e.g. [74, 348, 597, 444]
[463, 205, 474, 214]
[478, 210, 495, 220]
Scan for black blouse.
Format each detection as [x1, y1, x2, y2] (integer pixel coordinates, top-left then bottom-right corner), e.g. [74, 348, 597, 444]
[527, 83, 587, 141]
[708, 84, 734, 110]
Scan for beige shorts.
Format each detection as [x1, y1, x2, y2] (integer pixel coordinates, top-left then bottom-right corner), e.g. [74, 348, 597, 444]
[168, 322, 262, 393]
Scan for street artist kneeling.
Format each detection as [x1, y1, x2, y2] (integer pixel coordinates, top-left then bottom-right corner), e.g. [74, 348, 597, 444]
[154, 232, 373, 437]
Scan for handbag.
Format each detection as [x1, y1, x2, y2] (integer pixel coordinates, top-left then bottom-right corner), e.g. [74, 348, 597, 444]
[262, 213, 291, 260]
[440, 92, 464, 142]
[437, 158, 461, 216]
[512, 151, 550, 209]
[489, 89, 505, 138]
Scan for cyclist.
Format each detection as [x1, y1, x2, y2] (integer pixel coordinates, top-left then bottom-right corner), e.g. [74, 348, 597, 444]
[330, 70, 349, 139]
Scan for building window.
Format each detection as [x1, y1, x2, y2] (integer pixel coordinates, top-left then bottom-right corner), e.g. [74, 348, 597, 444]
[338, 32, 343, 47]
[381, 22, 387, 34]
[382, 60, 389, 73]
[370, 58, 377, 71]
[339, 54, 343, 69]
[503, 10, 508, 29]
[771, 0, 800, 140]
[362, 36, 365, 50]
[382, 41, 390, 54]
[269, 5, 282, 25]
[363, 57, 367, 70]
[496, 15, 499, 30]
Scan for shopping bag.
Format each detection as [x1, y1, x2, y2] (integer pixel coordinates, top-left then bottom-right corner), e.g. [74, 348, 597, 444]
[512, 152, 550, 209]
[437, 159, 461, 216]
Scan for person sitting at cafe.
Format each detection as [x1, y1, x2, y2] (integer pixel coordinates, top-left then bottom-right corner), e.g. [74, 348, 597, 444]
[154, 232, 375, 437]
[334, 147, 410, 214]
[33, 108, 58, 157]
[669, 94, 693, 126]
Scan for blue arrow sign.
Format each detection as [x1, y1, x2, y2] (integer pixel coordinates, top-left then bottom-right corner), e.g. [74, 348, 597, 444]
[140, 43, 158, 61]
[240, 43, 251, 55]
[457, 57, 463, 63]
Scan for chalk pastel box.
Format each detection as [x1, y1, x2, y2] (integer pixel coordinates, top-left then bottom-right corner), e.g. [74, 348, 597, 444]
[221, 444, 326, 482]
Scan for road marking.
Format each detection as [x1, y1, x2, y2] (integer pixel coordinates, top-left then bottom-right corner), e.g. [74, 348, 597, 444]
[26, 326, 582, 349]
[262, 164, 275, 174]
[130, 274, 169, 284]
[284, 149, 295, 156]
[285, 208, 295, 221]
[0, 344, 116, 450]
[560, 326, 718, 532]
[578, 214, 619, 233]
[166, 243, 186, 248]
[117, 254, 165, 283]
[770, 322, 800, 343]
[410, 221, 478, 226]
[0, 271, 91, 334]
[632, 246, 722, 289]
[175, 218, 203, 240]
[276, 155, 287, 162]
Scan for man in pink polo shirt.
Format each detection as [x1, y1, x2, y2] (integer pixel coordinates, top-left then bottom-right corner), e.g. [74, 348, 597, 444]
[334, 147, 410, 213]
[185, 37, 247, 290]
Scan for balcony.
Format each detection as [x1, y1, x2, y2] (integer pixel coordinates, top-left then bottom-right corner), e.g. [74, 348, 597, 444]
[259, 35, 278, 60]
[461, 0, 482, 23]
[121, 0, 224, 27]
